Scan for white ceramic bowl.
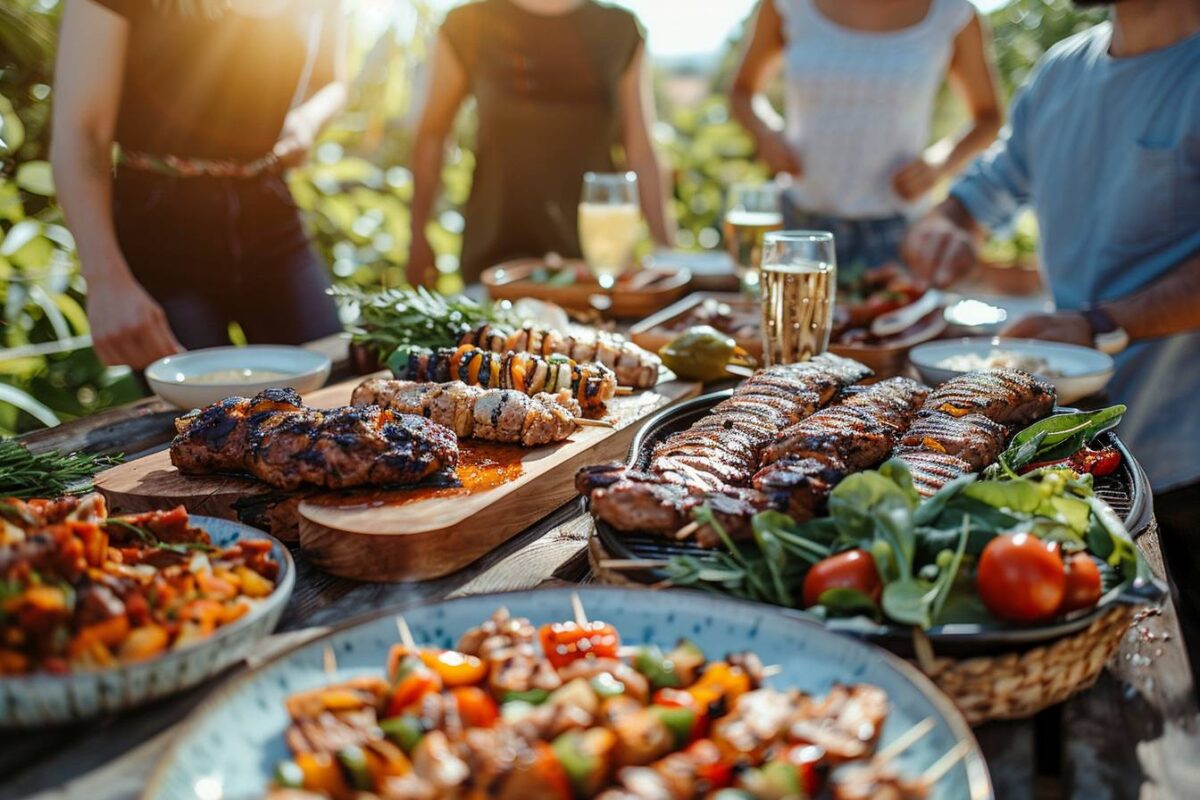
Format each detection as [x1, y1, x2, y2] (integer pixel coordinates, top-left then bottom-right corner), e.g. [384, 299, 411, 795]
[146, 345, 331, 409]
[910, 336, 1114, 404]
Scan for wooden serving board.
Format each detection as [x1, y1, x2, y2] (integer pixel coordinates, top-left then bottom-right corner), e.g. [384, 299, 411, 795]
[94, 374, 700, 582]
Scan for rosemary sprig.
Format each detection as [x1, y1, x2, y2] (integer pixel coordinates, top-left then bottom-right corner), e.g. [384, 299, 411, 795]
[103, 518, 217, 555]
[0, 440, 123, 499]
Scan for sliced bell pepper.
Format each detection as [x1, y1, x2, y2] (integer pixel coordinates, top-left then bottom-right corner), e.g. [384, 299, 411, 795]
[337, 745, 373, 791]
[552, 728, 616, 797]
[650, 704, 696, 748]
[379, 713, 426, 753]
[273, 760, 304, 789]
[633, 645, 681, 690]
[385, 656, 442, 716]
[453, 686, 499, 728]
[538, 620, 620, 669]
[590, 672, 626, 699]
[501, 687, 550, 704]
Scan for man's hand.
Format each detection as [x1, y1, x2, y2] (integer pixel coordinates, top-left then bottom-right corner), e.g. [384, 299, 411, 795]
[272, 110, 318, 169]
[406, 231, 436, 288]
[757, 130, 803, 178]
[893, 155, 944, 202]
[1003, 311, 1093, 347]
[901, 211, 981, 290]
[87, 268, 183, 369]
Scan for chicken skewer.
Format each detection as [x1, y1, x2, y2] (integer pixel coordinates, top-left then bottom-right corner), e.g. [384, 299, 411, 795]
[170, 387, 459, 491]
[461, 322, 662, 389]
[389, 344, 618, 417]
[352, 378, 610, 448]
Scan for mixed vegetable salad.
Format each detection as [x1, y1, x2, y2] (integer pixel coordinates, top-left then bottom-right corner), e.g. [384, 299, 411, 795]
[667, 406, 1157, 630]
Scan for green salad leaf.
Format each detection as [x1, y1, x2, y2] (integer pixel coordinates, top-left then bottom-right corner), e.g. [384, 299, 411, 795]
[991, 405, 1126, 476]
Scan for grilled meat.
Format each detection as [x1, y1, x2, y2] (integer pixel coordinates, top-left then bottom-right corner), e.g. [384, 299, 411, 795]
[899, 410, 1008, 469]
[924, 367, 1054, 426]
[392, 345, 617, 417]
[170, 388, 458, 490]
[893, 450, 975, 497]
[352, 379, 581, 447]
[587, 473, 768, 542]
[463, 323, 661, 389]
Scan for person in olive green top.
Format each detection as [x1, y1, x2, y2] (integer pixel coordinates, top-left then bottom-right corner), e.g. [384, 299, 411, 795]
[408, 0, 675, 286]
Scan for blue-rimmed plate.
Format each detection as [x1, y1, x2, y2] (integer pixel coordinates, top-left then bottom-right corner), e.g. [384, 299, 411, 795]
[0, 516, 294, 728]
[145, 586, 992, 799]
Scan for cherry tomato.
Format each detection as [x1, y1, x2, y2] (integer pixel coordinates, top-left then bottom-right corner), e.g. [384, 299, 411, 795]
[385, 657, 442, 717]
[538, 620, 620, 669]
[802, 549, 882, 608]
[1060, 552, 1103, 613]
[976, 533, 1066, 623]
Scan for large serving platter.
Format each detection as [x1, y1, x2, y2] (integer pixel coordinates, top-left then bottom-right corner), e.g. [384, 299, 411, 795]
[95, 373, 701, 582]
[593, 391, 1159, 654]
[0, 516, 293, 728]
[144, 586, 993, 800]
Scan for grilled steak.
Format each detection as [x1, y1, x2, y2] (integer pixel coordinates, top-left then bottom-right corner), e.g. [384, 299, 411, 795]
[924, 368, 1055, 426]
[171, 388, 458, 491]
[899, 410, 1008, 470]
[893, 450, 974, 497]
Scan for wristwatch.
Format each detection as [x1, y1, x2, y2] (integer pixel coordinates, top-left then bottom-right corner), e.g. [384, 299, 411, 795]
[1081, 306, 1129, 355]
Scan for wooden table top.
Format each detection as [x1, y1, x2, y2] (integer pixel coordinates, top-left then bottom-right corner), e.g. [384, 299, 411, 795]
[3, 332, 1198, 800]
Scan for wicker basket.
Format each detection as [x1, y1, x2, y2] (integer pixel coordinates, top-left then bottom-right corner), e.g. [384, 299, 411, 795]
[589, 536, 1136, 726]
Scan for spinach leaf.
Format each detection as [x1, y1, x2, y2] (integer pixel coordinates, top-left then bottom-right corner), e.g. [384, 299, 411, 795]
[997, 405, 1126, 473]
[751, 515, 794, 606]
[882, 579, 939, 628]
[816, 587, 881, 620]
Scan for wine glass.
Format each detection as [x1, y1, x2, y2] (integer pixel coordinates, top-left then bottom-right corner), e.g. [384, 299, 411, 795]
[578, 172, 640, 289]
[724, 182, 783, 294]
[760, 230, 837, 366]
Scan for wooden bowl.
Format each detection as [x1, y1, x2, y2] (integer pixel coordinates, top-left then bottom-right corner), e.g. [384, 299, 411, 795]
[482, 259, 692, 318]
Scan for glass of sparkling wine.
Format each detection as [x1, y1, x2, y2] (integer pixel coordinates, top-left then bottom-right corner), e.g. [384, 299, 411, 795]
[724, 182, 783, 293]
[579, 171, 641, 289]
[760, 230, 837, 366]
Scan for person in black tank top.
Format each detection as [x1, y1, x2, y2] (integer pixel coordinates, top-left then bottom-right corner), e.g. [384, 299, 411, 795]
[51, 0, 346, 368]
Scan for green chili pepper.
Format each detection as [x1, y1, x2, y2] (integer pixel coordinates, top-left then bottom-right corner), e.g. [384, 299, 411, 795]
[273, 760, 304, 789]
[658, 326, 752, 382]
[337, 745, 372, 791]
[634, 645, 682, 690]
[650, 704, 696, 747]
[379, 714, 425, 753]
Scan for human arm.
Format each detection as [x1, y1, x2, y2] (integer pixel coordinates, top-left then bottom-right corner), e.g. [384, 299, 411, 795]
[273, 2, 349, 168]
[407, 32, 470, 287]
[617, 42, 675, 249]
[728, 0, 802, 176]
[50, 0, 182, 369]
[1003, 248, 1200, 345]
[893, 14, 1003, 201]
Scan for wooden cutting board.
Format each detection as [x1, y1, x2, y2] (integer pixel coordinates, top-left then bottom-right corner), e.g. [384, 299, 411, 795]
[94, 374, 700, 581]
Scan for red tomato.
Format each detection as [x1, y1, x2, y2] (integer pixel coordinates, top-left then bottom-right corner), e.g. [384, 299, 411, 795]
[802, 549, 882, 608]
[538, 620, 620, 669]
[1060, 553, 1103, 613]
[976, 534, 1066, 623]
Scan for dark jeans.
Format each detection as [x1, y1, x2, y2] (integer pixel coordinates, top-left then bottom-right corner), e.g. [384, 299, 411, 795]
[112, 168, 340, 350]
[1155, 481, 1200, 675]
[781, 197, 908, 287]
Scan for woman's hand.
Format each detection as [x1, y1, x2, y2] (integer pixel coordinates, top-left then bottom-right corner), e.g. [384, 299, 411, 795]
[758, 130, 803, 178]
[87, 267, 183, 369]
[273, 110, 318, 168]
[406, 232, 436, 288]
[1003, 312, 1093, 347]
[893, 154, 945, 201]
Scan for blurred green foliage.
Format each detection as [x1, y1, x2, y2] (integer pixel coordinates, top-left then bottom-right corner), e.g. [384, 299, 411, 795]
[0, 0, 1104, 433]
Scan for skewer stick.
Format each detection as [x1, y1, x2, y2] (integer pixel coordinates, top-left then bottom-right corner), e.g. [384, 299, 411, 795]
[396, 615, 418, 652]
[873, 717, 935, 765]
[599, 558, 670, 570]
[761, 664, 782, 678]
[615, 387, 634, 396]
[921, 740, 970, 785]
[574, 417, 615, 429]
[570, 592, 589, 627]
[674, 520, 700, 541]
[323, 645, 338, 676]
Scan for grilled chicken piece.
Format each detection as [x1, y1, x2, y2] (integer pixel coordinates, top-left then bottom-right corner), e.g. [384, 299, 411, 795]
[892, 449, 973, 497]
[352, 379, 580, 447]
[761, 378, 928, 468]
[171, 388, 458, 490]
[899, 410, 1008, 469]
[588, 476, 768, 542]
[925, 368, 1055, 426]
[752, 456, 844, 520]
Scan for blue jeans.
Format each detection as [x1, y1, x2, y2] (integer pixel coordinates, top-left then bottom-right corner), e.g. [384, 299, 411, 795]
[782, 199, 908, 287]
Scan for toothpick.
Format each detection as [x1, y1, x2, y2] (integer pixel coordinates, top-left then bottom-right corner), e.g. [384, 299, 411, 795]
[323, 645, 337, 676]
[570, 592, 588, 627]
[574, 417, 615, 429]
[922, 740, 970, 785]
[615, 387, 634, 396]
[874, 717, 935, 765]
[599, 558, 670, 570]
[761, 664, 782, 678]
[674, 520, 700, 541]
[396, 615, 418, 652]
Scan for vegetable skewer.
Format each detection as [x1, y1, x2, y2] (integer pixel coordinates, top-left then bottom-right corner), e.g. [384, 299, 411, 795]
[462, 323, 661, 389]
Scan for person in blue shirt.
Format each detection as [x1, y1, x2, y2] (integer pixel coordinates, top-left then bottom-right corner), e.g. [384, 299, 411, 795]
[903, 0, 1200, 664]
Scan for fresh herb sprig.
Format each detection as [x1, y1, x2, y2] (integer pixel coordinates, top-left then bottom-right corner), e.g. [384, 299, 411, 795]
[329, 285, 518, 358]
[0, 440, 122, 499]
[103, 518, 218, 555]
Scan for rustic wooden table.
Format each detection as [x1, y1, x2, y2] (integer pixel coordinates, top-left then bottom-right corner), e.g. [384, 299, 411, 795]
[2, 333, 1198, 800]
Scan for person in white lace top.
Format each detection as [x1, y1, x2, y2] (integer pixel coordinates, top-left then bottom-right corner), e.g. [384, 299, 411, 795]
[729, 0, 1002, 281]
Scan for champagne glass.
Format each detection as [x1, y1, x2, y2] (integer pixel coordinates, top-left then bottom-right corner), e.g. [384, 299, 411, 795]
[760, 230, 837, 366]
[579, 172, 640, 289]
[724, 182, 783, 294]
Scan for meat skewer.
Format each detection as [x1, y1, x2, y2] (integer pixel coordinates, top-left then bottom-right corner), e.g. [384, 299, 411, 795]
[352, 378, 592, 447]
[391, 344, 618, 417]
[461, 322, 662, 389]
[893, 368, 1056, 496]
[170, 387, 458, 491]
